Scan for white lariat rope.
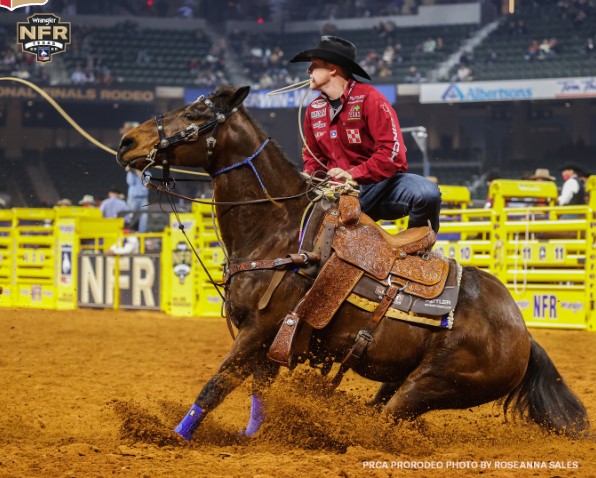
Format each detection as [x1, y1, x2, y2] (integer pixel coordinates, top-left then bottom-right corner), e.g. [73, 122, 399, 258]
[0, 77, 210, 178]
[268, 78, 329, 172]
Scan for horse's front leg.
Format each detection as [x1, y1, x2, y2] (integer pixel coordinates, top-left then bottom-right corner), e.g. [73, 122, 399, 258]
[240, 359, 280, 437]
[174, 326, 271, 440]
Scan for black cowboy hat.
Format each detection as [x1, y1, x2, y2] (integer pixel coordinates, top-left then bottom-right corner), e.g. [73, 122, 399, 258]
[558, 162, 583, 172]
[290, 35, 371, 81]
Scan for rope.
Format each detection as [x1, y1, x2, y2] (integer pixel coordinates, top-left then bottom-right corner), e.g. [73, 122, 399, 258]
[0, 76, 209, 178]
[267, 78, 311, 95]
[267, 77, 328, 172]
[1, 76, 116, 155]
[297, 84, 329, 172]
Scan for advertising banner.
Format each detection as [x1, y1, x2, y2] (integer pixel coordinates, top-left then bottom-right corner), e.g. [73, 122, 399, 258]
[420, 77, 596, 104]
[185, 85, 397, 108]
[78, 254, 160, 310]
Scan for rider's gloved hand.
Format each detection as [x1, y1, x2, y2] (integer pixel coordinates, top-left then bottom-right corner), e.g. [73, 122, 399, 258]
[327, 167, 353, 182]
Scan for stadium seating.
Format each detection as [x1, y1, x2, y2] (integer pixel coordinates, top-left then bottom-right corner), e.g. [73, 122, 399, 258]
[63, 25, 213, 87]
[278, 24, 476, 84]
[469, 3, 596, 81]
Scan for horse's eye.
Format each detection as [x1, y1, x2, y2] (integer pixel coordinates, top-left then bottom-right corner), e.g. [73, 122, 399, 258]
[184, 113, 193, 120]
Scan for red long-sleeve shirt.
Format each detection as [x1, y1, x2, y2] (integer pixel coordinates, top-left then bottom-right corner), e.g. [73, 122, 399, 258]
[303, 79, 407, 185]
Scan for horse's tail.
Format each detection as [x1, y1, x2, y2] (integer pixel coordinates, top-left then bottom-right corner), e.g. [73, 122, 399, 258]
[502, 338, 589, 438]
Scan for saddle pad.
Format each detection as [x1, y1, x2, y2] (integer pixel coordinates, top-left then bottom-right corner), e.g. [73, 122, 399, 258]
[346, 293, 455, 329]
[353, 260, 461, 316]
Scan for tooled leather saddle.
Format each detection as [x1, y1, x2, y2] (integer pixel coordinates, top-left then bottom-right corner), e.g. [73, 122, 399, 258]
[263, 194, 461, 388]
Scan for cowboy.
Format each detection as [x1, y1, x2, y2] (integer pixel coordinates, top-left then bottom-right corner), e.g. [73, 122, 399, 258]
[99, 187, 128, 219]
[558, 163, 586, 206]
[528, 168, 555, 182]
[290, 35, 441, 232]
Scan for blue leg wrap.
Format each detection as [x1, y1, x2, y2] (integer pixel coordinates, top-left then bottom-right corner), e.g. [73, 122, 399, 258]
[174, 403, 204, 440]
[243, 395, 264, 437]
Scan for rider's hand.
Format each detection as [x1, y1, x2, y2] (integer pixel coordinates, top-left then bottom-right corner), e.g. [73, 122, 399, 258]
[327, 168, 353, 182]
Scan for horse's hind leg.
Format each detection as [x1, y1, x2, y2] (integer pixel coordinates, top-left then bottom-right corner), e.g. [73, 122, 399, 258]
[382, 366, 467, 420]
[175, 326, 270, 440]
[368, 381, 403, 407]
[385, 377, 447, 420]
[241, 359, 280, 436]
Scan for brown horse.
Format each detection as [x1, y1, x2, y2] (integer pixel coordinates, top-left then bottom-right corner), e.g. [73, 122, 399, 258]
[116, 85, 589, 440]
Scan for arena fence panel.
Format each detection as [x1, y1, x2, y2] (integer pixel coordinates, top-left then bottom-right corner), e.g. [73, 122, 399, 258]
[0, 179, 594, 330]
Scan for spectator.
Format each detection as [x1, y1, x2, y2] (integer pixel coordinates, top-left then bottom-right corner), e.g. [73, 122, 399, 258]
[125, 166, 149, 233]
[528, 168, 556, 182]
[422, 37, 437, 54]
[548, 38, 560, 55]
[70, 65, 88, 84]
[453, 64, 473, 82]
[577, 168, 591, 203]
[558, 163, 586, 206]
[523, 168, 556, 208]
[78, 194, 96, 207]
[100, 187, 128, 219]
[56, 198, 72, 206]
[524, 40, 540, 61]
[538, 38, 557, 59]
[459, 49, 474, 66]
[119, 121, 149, 232]
[404, 65, 422, 83]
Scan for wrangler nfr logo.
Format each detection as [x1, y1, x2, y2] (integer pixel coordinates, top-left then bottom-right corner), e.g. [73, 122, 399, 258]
[1, 0, 48, 11]
[17, 14, 71, 63]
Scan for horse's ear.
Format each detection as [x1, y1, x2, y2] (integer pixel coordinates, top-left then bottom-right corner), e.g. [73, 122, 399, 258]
[228, 86, 250, 109]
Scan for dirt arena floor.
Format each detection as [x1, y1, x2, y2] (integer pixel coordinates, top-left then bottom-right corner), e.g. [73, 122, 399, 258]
[1, 308, 595, 478]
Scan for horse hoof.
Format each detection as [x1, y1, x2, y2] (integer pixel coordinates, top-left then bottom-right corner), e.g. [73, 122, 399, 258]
[173, 425, 193, 441]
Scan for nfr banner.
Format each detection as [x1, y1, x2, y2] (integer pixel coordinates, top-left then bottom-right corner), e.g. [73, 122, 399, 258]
[78, 254, 160, 310]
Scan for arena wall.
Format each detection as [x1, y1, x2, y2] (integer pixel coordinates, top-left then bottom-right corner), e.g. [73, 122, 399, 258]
[1, 178, 594, 330]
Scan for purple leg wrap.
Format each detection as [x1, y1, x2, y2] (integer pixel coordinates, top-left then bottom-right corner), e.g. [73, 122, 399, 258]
[243, 394, 265, 437]
[174, 403, 204, 440]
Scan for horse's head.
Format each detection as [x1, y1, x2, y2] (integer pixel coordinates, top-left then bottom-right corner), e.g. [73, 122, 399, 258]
[116, 85, 250, 171]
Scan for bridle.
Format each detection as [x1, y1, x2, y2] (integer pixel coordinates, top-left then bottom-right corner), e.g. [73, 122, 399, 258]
[140, 93, 308, 207]
[141, 95, 238, 184]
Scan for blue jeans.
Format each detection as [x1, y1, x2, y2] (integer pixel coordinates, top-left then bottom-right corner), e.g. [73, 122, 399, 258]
[359, 173, 442, 232]
[127, 196, 148, 233]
